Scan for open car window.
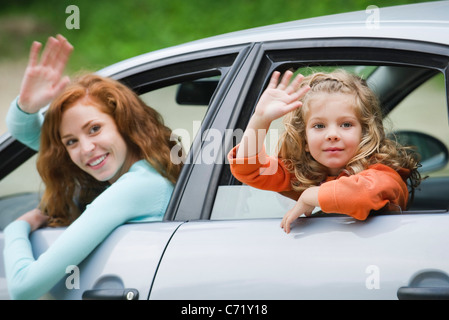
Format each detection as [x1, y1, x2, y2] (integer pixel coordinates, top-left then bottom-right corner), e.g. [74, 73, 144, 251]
[384, 73, 449, 177]
[139, 76, 219, 155]
[211, 65, 449, 220]
[0, 74, 221, 229]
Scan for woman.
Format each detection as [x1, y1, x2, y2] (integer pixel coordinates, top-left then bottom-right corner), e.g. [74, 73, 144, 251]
[3, 35, 183, 299]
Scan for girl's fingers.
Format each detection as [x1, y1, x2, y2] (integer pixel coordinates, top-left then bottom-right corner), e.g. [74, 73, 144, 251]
[277, 101, 302, 119]
[290, 73, 305, 90]
[283, 219, 291, 233]
[267, 71, 281, 89]
[277, 70, 294, 90]
[280, 212, 293, 233]
[291, 84, 311, 101]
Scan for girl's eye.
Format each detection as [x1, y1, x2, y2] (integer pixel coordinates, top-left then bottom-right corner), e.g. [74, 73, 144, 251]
[313, 124, 325, 129]
[341, 122, 353, 128]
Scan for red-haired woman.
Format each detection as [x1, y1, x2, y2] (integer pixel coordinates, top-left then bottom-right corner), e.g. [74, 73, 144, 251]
[4, 35, 182, 299]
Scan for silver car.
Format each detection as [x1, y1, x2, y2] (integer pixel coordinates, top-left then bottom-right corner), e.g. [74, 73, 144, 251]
[1, 1, 449, 300]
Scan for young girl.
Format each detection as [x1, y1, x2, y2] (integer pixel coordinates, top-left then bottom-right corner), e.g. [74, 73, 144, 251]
[228, 70, 421, 233]
[4, 35, 183, 299]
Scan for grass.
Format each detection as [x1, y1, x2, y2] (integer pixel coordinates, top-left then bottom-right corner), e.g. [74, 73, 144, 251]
[0, 0, 436, 71]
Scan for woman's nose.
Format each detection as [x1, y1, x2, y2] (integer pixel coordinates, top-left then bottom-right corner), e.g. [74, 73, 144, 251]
[80, 137, 95, 154]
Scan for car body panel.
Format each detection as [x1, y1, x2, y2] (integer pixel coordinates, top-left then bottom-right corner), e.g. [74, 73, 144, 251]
[0, 222, 183, 300]
[150, 214, 449, 300]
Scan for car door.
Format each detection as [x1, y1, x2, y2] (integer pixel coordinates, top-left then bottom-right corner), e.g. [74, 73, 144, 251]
[149, 38, 449, 299]
[0, 44, 254, 299]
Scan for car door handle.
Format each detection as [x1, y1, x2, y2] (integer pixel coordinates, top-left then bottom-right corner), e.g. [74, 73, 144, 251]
[82, 288, 139, 300]
[397, 286, 449, 300]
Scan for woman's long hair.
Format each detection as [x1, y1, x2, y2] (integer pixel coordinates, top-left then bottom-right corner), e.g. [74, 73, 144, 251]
[278, 70, 421, 199]
[37, 74, 183, 226]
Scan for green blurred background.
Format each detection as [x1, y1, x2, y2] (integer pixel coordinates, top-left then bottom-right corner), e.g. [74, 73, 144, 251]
[0, 0, 438, 71]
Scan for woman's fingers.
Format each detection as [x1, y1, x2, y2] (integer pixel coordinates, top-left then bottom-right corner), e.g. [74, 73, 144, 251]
[27, 41, 42, 68]
[51, 75, 71, 97]
[40, 36, 60, 67]
[53, 35, 74, 76]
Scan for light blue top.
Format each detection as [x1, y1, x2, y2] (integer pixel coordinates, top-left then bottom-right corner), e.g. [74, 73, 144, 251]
[5, 97, 44, 151]
[3, 98, 173, 299]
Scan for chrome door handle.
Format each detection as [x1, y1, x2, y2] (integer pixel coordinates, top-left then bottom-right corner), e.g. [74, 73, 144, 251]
[397, 286, 449, 300]
[82, 288, 139, 300]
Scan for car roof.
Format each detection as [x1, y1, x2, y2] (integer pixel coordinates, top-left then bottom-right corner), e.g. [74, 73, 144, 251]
[100, 1, 449, 76]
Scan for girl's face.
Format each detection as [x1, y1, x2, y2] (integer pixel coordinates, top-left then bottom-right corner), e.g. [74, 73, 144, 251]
[305, 93, 362, 176]
[60, 102, 134, 183]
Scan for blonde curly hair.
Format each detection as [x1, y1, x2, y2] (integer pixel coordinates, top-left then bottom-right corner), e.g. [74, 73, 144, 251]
[278, 70, 421, 200]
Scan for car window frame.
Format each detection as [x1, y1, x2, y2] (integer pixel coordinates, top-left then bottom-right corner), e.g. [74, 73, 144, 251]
[0, 44, 255, 226]
[212, 37, 449, 220]
[103, 44, 257, 222]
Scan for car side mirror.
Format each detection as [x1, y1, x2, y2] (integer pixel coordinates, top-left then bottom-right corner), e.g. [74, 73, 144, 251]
[392, 130, 449, 173]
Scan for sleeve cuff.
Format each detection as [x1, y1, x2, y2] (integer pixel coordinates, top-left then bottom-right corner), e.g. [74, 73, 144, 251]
[14, 97, 32, 115]
[227, 144, 268, 166]
[4, 220, 31, 242]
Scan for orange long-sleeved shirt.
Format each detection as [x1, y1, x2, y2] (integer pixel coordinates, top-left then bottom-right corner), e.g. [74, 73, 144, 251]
[227, 145, 410, 220]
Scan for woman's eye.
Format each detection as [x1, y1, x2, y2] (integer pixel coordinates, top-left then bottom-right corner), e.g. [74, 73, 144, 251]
[65, 139, 77, 147]
[89, 125, 101, 134]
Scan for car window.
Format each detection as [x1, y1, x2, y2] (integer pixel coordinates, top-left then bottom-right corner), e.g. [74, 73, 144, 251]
[139, 76, 218, 154]
[0, 75, 220, 229]
[384, 73, 449, 177]
[211, 65, 448, 220]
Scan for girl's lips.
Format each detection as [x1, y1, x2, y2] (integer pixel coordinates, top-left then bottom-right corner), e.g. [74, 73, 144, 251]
[87, 153, 108, 168]
[324, 148, 343, 152]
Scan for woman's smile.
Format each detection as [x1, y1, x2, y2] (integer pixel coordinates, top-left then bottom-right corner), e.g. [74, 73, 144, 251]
[86, 153, 109, 168]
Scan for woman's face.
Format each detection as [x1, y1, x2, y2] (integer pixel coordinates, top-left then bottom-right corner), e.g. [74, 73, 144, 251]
[59, 101, 133, 183]
[305, 92, 362, 176]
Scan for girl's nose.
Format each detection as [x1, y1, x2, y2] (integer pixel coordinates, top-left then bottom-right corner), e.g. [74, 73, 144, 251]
[326, 128, 340, 141]
[327, 135, 340, 141]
